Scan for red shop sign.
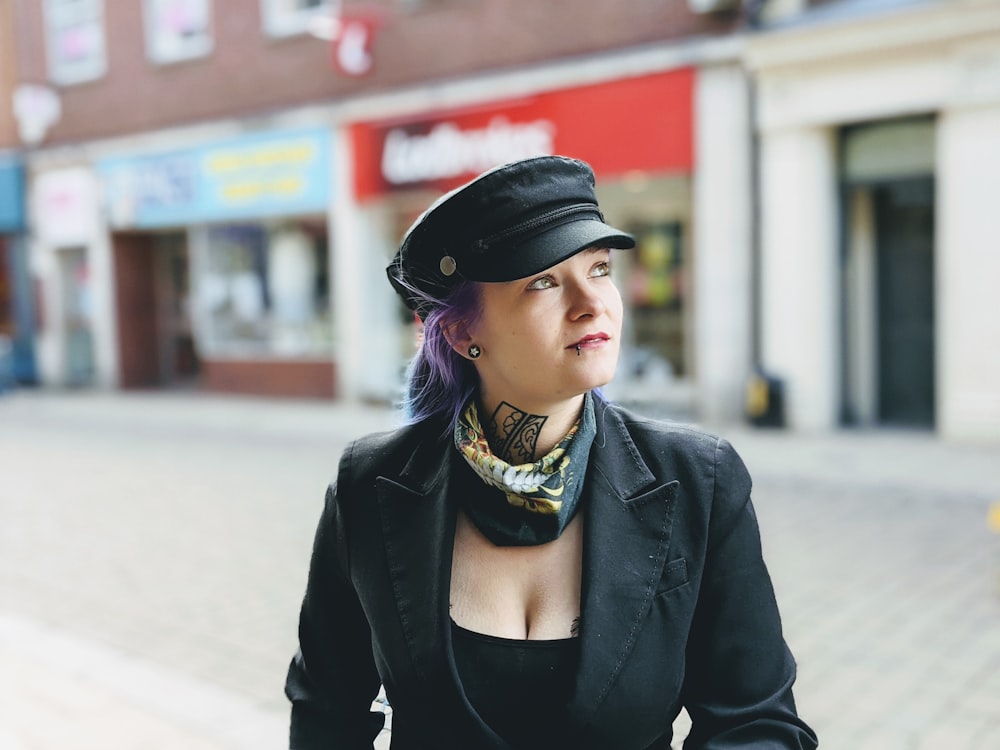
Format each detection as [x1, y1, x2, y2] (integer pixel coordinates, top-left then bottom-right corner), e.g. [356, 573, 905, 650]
[351, 68, 694, 200]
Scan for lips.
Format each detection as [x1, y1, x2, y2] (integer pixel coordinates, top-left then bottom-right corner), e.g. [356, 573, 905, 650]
[568, 332, 611, 350]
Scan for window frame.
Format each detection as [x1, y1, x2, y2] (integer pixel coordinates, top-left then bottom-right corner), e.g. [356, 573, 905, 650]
[142, 0, 214, 66]
[43, 0, 108, 86]
[259, 0, 333, 39]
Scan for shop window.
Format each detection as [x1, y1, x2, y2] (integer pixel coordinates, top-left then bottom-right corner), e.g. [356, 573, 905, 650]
[143, 0, 213, 64]
[197, 222, 331, 357]
[0, 240, 12, 338]
[44, 0, 107, 85]
[260, 0, 332, 37]
[627, 222, 686, 378]
[0, 242, 11, 390]
[60, 247, 95, 385]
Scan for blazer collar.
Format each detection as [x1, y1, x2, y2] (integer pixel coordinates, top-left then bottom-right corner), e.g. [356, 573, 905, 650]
[375, 400, 678, 732]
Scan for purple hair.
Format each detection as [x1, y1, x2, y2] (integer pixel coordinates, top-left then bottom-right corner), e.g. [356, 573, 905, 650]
[401, 279, 483, 428]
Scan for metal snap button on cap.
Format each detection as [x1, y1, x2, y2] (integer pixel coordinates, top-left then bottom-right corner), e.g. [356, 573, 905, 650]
[439, 255, 457, 276]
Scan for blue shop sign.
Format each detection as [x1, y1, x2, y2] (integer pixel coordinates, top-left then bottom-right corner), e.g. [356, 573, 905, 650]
[99, 128, 331, 228]
[0, 158, 25, 233]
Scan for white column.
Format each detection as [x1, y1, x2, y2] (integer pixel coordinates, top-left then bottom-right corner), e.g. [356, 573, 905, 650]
[331, 127, 405, 403]
[758, 125, 839, 430]
[89, 217, 119, 389]
[937, 104, 1000, 441]
[693, 63, 753, 424]
[331, 127, 365, 403]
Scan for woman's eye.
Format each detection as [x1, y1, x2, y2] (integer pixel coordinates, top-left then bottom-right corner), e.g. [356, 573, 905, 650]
[591, 261, 611, 277]
[527, 276, 555, 290]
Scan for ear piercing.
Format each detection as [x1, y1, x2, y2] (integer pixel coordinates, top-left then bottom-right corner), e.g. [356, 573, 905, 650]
[468, 344, 481, 359]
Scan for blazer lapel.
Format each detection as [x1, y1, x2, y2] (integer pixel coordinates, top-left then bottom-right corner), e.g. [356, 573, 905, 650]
[376, 429, 510, 746]
[572, 402, 679, 715]
[374, 428, 457, 686]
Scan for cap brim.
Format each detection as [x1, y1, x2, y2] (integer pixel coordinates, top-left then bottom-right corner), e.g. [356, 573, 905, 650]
[471, 219, 636, 283]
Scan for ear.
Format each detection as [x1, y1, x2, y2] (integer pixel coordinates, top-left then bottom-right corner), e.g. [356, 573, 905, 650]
[440, 320, 475, 359]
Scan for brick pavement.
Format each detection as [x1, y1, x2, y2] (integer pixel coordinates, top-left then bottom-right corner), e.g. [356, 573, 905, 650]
[0, 390, 998, 749]
[757, 479, 1000, 749]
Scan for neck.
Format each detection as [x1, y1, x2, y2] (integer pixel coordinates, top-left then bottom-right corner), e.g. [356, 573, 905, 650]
[478, 393, 585, 463]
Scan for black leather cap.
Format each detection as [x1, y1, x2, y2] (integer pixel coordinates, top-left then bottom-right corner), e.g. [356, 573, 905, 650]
[386, 155, 635, 318]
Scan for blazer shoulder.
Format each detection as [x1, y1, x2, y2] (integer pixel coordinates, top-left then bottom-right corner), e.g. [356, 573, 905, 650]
[600, 400, 725, 456]
[336, 417, 450, 486]
[599, 400, 752, 504]
[340, 421, 418, 473]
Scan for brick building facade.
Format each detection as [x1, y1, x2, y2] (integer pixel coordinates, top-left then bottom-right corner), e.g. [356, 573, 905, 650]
[14, 1, 735, 145]
[10, 1, 998, 440]
[11, 0, 749, 413]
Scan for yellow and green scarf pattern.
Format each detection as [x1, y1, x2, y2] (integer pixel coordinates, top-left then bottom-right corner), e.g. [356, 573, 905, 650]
[453, 392, 596, 545]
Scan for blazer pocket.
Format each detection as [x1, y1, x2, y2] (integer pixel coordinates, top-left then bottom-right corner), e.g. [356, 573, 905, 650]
[655, 557, 689, 596]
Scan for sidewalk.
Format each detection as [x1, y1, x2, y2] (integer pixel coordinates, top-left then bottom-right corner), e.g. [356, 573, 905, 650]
[0, 390, 392, 750]
[723, 421, 1000, 500]
[0, 613, 285, 750]
[7, 388, 998, 497]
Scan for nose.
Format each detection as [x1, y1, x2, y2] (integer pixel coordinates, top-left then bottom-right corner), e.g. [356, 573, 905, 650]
[567, 279, 607, 320]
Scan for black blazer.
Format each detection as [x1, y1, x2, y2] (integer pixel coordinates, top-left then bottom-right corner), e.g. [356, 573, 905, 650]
[286, 399, 817, 749]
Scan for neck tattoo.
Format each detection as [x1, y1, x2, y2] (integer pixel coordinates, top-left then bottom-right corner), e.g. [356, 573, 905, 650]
[486, 401, 548, 464]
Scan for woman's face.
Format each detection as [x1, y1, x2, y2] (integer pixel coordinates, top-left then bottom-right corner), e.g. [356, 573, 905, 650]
[466, 247, 623, 410]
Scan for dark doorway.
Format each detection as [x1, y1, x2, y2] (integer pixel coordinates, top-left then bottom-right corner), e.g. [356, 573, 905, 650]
[874, 179, 935, 427]
[114, 233, 159, 388]
[113, 231, 197, 389]
[152, 233, 199, 386]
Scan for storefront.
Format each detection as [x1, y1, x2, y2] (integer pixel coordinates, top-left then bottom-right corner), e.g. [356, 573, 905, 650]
[30, 165, 108, 388]
[747, 1, 1000, 440]
[97, 126, 335, 397]
[0, 156, 34, 387]
[344, 69, 712, 411]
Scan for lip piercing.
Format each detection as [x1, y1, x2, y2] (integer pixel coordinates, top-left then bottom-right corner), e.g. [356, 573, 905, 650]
[576, 344, 582, 356]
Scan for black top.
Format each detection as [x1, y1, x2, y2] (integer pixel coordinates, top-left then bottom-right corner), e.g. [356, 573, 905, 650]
[451, 619, 581, 749]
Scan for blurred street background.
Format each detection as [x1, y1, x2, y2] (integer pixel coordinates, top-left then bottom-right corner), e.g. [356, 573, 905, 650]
[2, 0, 1000, 748]
[2, 389, 999, 749]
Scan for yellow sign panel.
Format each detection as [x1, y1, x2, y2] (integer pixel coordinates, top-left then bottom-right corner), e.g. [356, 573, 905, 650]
[206, 142, 317, 174]
[988, 501, 1000, 534]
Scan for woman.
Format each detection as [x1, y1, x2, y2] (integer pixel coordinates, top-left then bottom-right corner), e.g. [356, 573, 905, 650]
[285, 155, 817, 749]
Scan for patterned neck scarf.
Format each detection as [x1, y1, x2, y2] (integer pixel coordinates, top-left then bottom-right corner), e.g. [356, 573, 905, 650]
[453, 392, 596, 546]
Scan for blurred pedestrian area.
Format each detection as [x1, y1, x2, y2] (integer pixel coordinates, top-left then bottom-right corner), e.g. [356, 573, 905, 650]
[1, 388, 999, 750]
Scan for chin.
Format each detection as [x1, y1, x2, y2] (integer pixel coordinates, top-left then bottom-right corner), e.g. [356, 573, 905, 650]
[594, 351, 620, 380]
[578, 362, 618, 393]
